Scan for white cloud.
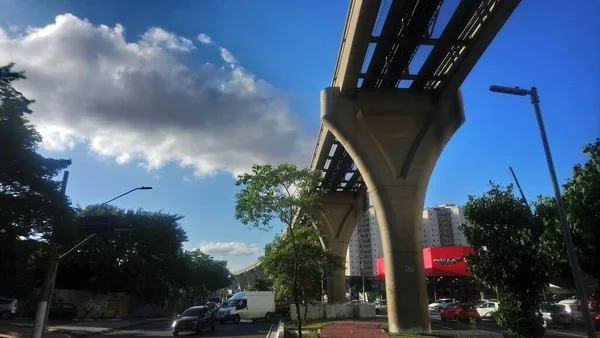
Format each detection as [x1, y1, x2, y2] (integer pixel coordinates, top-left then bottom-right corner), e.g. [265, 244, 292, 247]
[0, 14, 311, 177]
[197, 33, 213, 45]
[199, 241, 262, 256]
[218, 47, 237, 64]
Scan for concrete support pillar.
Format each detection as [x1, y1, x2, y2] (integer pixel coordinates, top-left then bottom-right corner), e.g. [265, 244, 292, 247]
[319, 189, 368, 304]
[321, 87, 465, 333]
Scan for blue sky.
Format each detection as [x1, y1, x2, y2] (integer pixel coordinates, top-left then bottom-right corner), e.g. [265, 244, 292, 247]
[1, 0, 598, 271]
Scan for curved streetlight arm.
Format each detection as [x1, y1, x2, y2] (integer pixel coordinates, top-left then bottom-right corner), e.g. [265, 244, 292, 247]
[99, 186, 153, 207]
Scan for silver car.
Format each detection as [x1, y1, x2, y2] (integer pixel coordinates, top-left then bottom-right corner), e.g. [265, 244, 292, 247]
[0, 298, 18, 319]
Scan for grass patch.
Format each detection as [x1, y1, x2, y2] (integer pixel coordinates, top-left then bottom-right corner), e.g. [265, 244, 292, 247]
[283, 332, 319, 338]
[284, 319, 337, 330]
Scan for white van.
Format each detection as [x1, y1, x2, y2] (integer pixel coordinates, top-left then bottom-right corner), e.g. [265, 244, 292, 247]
[216, 291, 275, 323]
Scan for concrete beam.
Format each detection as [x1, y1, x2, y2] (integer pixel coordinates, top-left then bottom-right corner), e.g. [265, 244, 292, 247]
[319, 188, 369, 303]
[331, 0, 382, 94]
[320, 86, 465, 333]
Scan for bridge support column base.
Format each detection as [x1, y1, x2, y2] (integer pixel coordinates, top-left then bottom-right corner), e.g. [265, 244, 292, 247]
[321, 87, 465, 333]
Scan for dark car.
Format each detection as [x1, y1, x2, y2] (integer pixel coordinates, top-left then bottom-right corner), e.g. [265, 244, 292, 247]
[172, 306, 216, 336]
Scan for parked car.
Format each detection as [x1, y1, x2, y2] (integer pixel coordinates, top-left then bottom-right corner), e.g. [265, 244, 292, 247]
[0, 298, 18, 319]
[476, 301, 499, 320]
[540, 304, 572, 329]
[473, 298, 498, 307]
[373, 300, 387, 315]
[275, 303, 290, 316]
[441, 303, 480, 322]
[429, 298, 456, 312]
[558, 299, 585, 327]
[172, 306, 216, 336]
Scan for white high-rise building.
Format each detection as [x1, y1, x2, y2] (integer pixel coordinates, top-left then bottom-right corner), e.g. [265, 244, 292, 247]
[345, 204, 468, 276]
[345, 207, 383, 276]
[422, 203, 469, 247]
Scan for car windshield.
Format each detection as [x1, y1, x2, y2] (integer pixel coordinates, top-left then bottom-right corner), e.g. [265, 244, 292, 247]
[474, 300, 486, 307]
[541, 304, 566, 313]
[225, 299, 241, 308]
[181, 308, 205, 317]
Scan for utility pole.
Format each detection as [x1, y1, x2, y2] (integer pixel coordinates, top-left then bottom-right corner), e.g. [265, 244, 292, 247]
[32, 171, 68, 338]
[507, 166, 529, 208]
[490, 85, 596, 338]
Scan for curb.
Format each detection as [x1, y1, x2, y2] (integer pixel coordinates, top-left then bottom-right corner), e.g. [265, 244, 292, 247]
[265, 320, 284, 338]
[47, 318, 169, 336]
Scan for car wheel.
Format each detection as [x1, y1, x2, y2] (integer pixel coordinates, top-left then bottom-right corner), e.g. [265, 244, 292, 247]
[196, 323, 201, 335]
[172, 331, 179, 336]
[0, 311, 11, 320]
[211, 323, 216, 332]
[454, 315, 459, 322]
[265, 312, 272, 321]
[234, 314, 241, 323]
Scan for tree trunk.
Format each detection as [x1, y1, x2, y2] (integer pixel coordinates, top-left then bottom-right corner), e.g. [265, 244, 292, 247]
[303, 292, 308, 324]
[288, 225, 302, 338]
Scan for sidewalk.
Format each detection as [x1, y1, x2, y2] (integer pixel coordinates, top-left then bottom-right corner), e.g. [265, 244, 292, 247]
[319, 321, 387, 338]
[0, 318, 168, 337]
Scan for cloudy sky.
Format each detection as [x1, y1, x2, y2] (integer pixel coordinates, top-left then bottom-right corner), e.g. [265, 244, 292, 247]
[1, 0, 598, 271]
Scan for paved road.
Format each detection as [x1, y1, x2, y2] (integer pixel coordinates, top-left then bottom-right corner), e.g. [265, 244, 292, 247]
[102, 319, 276, 338]
[428, 312, 598, 338]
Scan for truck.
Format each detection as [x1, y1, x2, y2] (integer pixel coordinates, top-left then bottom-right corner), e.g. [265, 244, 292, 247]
[215, 291, 275, 323]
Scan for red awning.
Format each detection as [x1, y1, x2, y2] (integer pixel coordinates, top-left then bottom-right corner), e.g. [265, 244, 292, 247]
[377, 246, 475, 280]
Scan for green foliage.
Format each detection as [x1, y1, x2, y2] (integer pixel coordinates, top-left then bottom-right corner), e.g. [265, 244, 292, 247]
[460, 183, 547, 337]
[27, 205, 232, 303]
[260, 226, 344, 302]
[235, 163, 325, 337]
[0, 63, 71, 292]
[248, 279, 272, 291]
[178, 249, 231, 298]
[535, 197, 575, 289]
[534, 138, 600, 289]
[235, 163, 324, 230]
[563, 138, 600, 283]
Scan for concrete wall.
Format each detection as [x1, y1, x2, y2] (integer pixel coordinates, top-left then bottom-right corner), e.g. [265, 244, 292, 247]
[289, 303, 375, 320]
[51, 289, 128, 318]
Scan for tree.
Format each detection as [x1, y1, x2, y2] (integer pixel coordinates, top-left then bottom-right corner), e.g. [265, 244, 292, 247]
[0, 63, 71, 293]
[50, 205, 188, 303]
[260, 225, 344, 320]
[459, 183, 548, 338]
[235, 164, 324, 337]
[180, 249, 231, 300]
[562, 138, 600, 285]
[535, 138, 600, 295]
[248, 279, 272, 292]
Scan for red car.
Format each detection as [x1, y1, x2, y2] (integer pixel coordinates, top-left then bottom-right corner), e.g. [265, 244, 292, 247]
[441, 303, 480, 322]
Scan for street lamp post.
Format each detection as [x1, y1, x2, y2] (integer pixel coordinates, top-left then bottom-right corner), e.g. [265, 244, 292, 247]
[32, 185, 152, 338]
[489, 85, 596, 338]
[64, 186, 153, 249]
